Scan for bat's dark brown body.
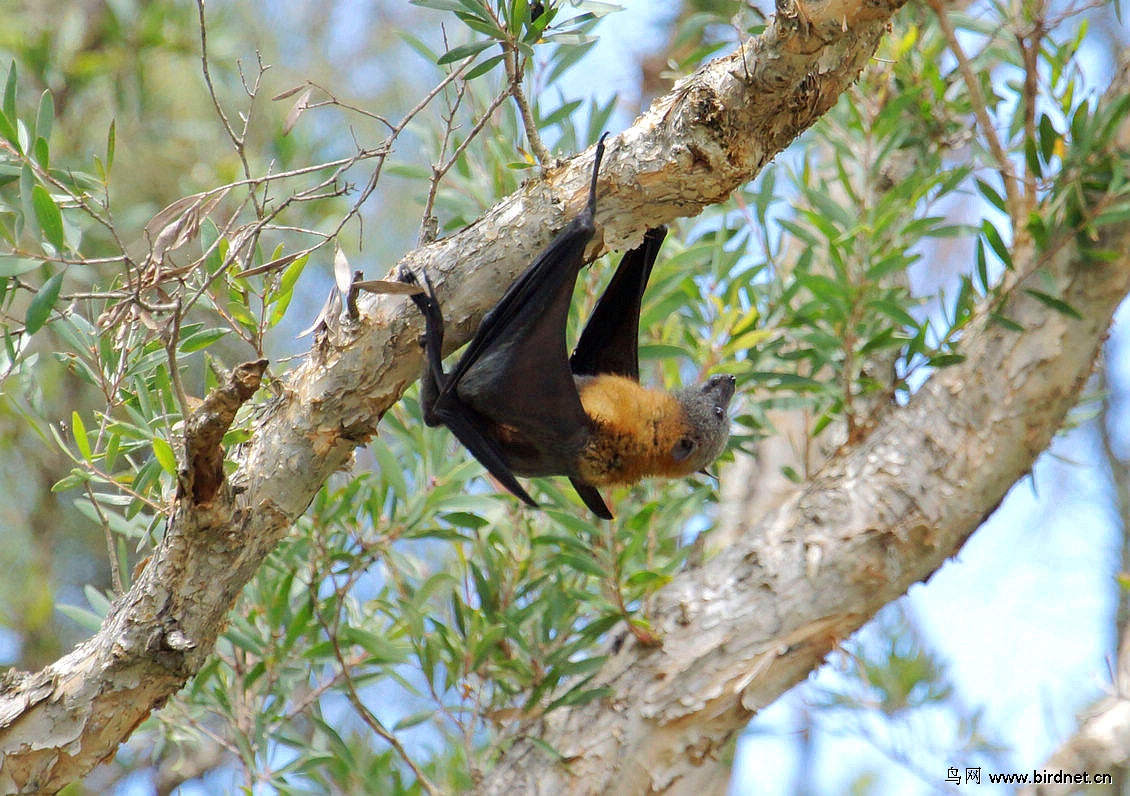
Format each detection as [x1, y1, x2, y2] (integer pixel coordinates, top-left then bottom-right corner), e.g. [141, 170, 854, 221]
[405, 135, 735, 518]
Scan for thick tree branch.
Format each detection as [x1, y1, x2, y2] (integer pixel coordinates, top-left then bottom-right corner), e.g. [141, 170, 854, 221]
[478, 61, 1130, 796]
[0, 0, 1022, 790]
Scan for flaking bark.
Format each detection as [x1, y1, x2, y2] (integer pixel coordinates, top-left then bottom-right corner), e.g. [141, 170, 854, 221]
[10, 0, 1125, 793]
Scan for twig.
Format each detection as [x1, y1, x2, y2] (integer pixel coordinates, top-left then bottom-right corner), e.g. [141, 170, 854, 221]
[504, 43, 551, 164]
[85, 482, 124, 595]
[926, 0, 1022, 222]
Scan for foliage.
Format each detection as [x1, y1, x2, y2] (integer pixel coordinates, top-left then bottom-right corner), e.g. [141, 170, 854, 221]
[0, 0, 1126, 792]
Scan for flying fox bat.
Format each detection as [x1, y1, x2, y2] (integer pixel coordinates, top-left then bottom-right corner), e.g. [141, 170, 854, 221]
[402, 135, 735, 519]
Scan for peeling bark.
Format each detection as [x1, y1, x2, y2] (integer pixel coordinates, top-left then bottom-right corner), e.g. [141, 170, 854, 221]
[477, 59, 1130, 795]
[180, 358, 269, 505]
[9, 1, 1124, 793]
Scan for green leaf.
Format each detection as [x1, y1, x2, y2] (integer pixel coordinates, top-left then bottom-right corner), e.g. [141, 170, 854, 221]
[510, 0, 528, 35]
[437, 40, 494, 65]
[465, 53, 505, 79]
[372, 438, 408, 501]
[928, 353, 967, 367]
[0, 257, 41, 277]
[989, 312, 1025, 332]
[975, 178, 1007, 215]
[975, 239, 989, 293]
[106, 119, 116, 171]
[151, 436, 178, 476]
[24, 271, 64, 334]
[52, 468, 91, 491]
[393, 710, 436, 732]
[1024, 135, 1042, 179]
[1070, 100, 1091, 143]
[57, 603, 105, 633]
[179, 327, 228, 353]
[201, 217, 222, 273]
[35, 89, 53, 142]
[546, 683, 613, 712]
[526, 736, 565, 760]
[33, 136, 49, 170]
[980, 219, 1012, 269]
[1038, 113, 1058, 164]
[32, 185, 64, 251]
[3, 61, 16, 130]
[1025, 289, 1083, 320]
[0, 108, 18, 150]
[410, 0, 472, 10]
[339, 626, 410, 663]
[72, 411, 92, 460]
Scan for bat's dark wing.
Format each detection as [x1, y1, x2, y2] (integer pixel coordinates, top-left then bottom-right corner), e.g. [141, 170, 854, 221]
[565, 226, 667, 518]
[569, 226, 667, 380]
[410, 135, 612, 517]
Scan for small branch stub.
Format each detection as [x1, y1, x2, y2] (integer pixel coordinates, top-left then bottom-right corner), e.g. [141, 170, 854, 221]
[179, 358, 269, 505]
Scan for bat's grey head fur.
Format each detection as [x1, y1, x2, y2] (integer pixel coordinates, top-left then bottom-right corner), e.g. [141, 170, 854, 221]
[672, 374, 736, 471]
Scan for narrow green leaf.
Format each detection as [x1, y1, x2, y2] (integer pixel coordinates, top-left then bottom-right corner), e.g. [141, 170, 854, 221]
[57, 603, 105, 633]
[980, 219, 1012, 269]
[3, 61, 16, 127]
[410, 0, 469, 10]
[0, 257, 40, 277]
[1025, 289, 1083, 320]
[465, 54, 505, 79]
[1070, 100, 1090, 143]
[0, 109, 18, 150]
[546, 684, 613, 712]
[510, 0, 528, 35]
[868, 299, 918, 327]
[526, 736, 564, 760]
[179, 327, 228, 353]
[1024, 135, 1042, 179]
[32, 185, 64, 251]
[52, 468, 91, 492]
[24, 271, 64, 334]
[1038, 113, 1058, 164]
[106, 119, 116, 171]
[35, 89, 53, 142]
[33, 136, 49, 170]
[201, 217, 221, 272]
[151, 436, 178, 476]
[928, 353, 966, 367]
[975, 178, 1007, 215]
[278, 252, 308, 295]
[20, 166, 37, 238]
[436, 40, 493, 65]
[975, 239, 989, 293]
[393, 710, 436, 732]
[72, 411, 92, 460]
[372, 438, 408, 500]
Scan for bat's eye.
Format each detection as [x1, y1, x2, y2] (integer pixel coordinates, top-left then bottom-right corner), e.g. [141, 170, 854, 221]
[672, 437, 696, 462]
[713, 406, 725, 419]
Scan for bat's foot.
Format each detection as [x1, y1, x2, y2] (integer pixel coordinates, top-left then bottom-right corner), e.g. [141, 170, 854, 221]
[397, 265, 420, 287]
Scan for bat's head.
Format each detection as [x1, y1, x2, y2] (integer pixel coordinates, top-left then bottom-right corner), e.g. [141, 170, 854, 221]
[670, 373, 736, 474]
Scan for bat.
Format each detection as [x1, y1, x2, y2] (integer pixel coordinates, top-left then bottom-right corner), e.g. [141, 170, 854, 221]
[402, 134, 735, 518]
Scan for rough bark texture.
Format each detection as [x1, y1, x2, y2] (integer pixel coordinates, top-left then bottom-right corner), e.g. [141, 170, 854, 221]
[1, 0, 1124, 793]
[478, 242, 1130, 794]
[0, 0, 908, 790]
[477, 59, 1130, 793]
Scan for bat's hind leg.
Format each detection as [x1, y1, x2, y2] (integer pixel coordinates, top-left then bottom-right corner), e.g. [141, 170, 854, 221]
[400, 268, 448, 427]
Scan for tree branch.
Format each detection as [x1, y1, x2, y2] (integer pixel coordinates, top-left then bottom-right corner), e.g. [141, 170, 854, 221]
[478, 57, 1130, 795]
[6, 0, 1054, 790]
